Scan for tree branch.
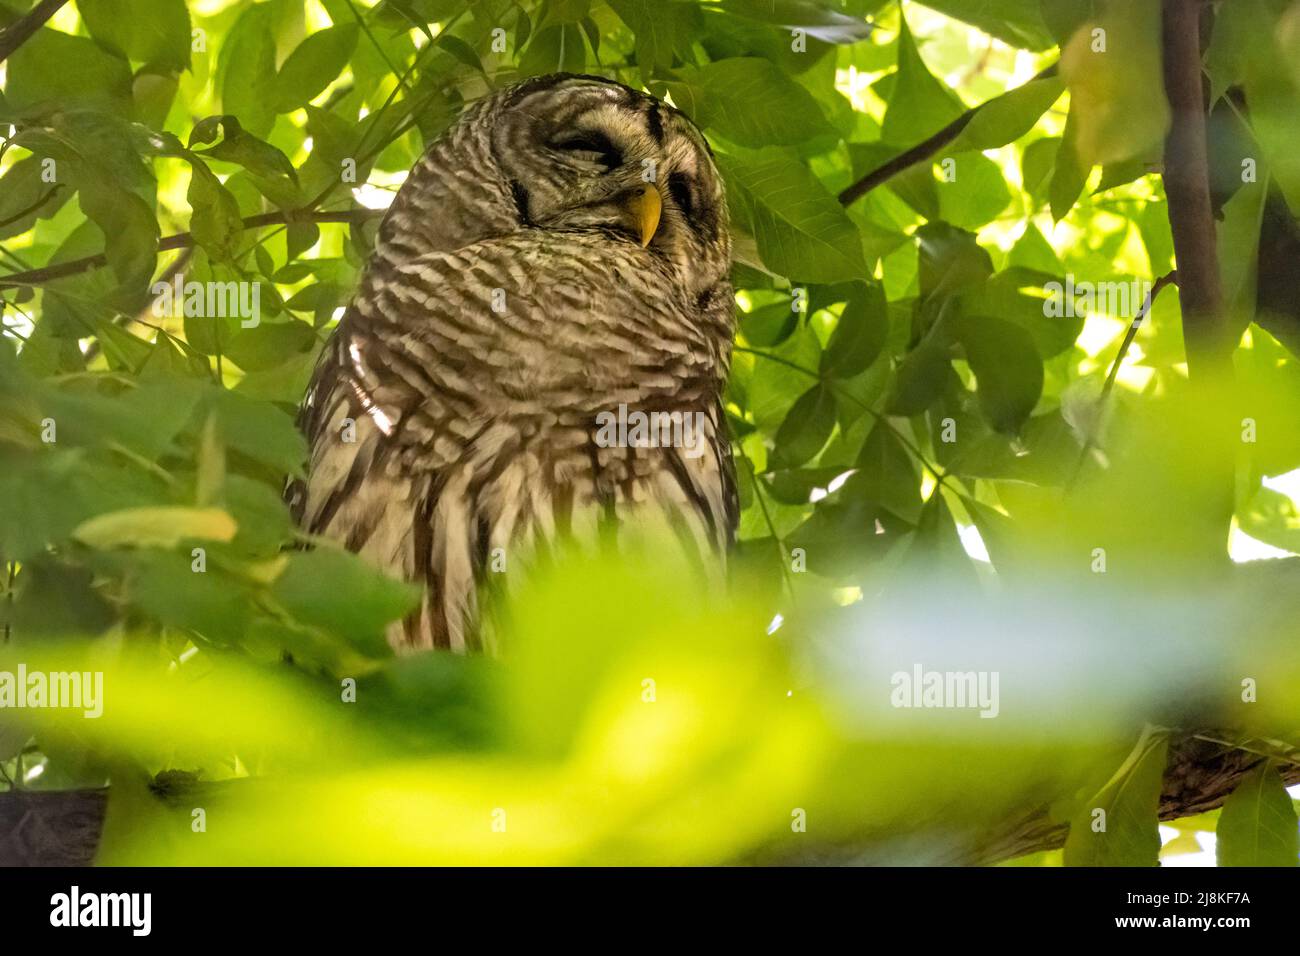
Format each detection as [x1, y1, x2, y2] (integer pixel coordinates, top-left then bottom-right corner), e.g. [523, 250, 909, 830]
[1069, 271, 1180, 486]
[1159, 0, 1236, 561]
[0, 207, 384, 290]
[5, 731, 1298, 866]
[1161, 0, 1228, 375]
[0, 0, 67, 65]
[838, 62, 1059, 208]
[0, 184, 62, 230]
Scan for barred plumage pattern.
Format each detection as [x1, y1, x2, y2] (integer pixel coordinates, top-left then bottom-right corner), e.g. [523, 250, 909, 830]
[291, 75, 737, 653]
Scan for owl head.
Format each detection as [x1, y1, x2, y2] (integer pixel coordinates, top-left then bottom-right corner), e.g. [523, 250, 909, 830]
[482, 74, 731, 302]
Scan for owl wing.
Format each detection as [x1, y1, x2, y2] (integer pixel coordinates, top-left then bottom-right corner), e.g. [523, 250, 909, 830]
[291, 300, 465, 649]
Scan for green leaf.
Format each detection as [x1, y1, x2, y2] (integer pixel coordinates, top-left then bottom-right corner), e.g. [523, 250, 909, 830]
[76, 178, 159, 289]
[78, 0, 192, 71]
[888, 343, 952, 416]
[1064, 732, 1169, 867]
[225, 320, 319, 372]
[273, 25, 359, 112]
[1238, 485, 1300, 556]
[882, 159, 940, 220]
[881, 14, 966, 147]
[915, 0, 1056, 50]
[958, 267, 1082, 358]
[0, 157, 71, 240]
[774, 384, 837, 467]
[1021, 135, 1060, 201]
[1059, 0, 1169, 170]
[73, 506, 238, 550]
[1039, 0, 1098, 44]
[134, 67, 180, 130]
[950, 76, 1065, 152]
[186, 159, 244, 262]
[270, 549, 419, 655]
[9, 558, 115, 638]
[223, 474, 294, 556]
[786, 480, 898, 575]
[517, 23, 587, 76]
[820, 281, 889, 378]
[916, 222, 994, 302]
[717, 0, 875, 44]
[534, 0, 593, 27]
[936, 152, 1012, 229]
[0, 451, 163, 561]
[740, 301, 800, 347]
[1243, 29, 1300, 212]
[669, 57, 836, 147]
[284, 281, 348, 326]
[234, 349, 323, 405]
[1008, 222, 1061, 274]
[607, 0, 700, 76]
[218, 3, 278, 137]
[747, 323, 822, 430]
[854, 422, 920, 521]
[38, 380, 203, 460]
[719, 147, 867, 283]
[1204, 0, 1265, 102]
[301, 105, 374, 195]
[4, 28, 133, 115]
[130, 551, 254, 644]
[286, 221, 322, 261]
[1216, 761, 1299, 866]
[190, 116, 299, 189]
[206, 389, 308, 477]
[955, 314, 1044, 434]
[435, 34, 486, 74]
[1218, 180, 1269, 342]
[1048, 115, 1089, 222]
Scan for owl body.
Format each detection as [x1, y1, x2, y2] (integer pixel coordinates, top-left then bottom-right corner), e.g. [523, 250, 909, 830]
[294, 75, 736, 652]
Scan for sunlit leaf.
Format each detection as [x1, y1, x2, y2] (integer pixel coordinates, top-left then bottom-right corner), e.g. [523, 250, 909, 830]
[1216, 761, 1299, 866]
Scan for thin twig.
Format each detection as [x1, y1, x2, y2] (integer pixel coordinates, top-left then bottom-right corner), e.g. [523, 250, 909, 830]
[1100, 272, 1180, 407]
[838, 61, 1059, 207]
[733, 441, 797, 601]
[1068, 271, 1179, 485]
[0, 208, 382, 289]
[732, 344, 948, 484]
[0, 184, 62, 229]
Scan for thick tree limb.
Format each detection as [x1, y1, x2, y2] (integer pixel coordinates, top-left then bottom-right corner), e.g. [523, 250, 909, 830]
[0, 208, 383, 290]
[4, 735, 1296, 866]
[0, 788, 105, 867]
[1159, 0, 1236, 559]
[0, 0, 66, 66]
[1161, 0, 1228, 375]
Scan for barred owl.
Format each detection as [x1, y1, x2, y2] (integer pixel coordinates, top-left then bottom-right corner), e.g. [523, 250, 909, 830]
[291, 74, 737, 653]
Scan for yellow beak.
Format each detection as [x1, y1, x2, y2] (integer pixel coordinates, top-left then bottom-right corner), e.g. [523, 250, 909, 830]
[624, 184, 662, 247]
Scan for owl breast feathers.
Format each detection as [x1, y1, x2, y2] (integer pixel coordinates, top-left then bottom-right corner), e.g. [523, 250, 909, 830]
[291, 73, 738, 653]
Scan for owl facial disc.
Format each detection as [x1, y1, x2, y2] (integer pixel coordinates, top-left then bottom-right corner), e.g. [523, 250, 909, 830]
[487, 74, 730, 300]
